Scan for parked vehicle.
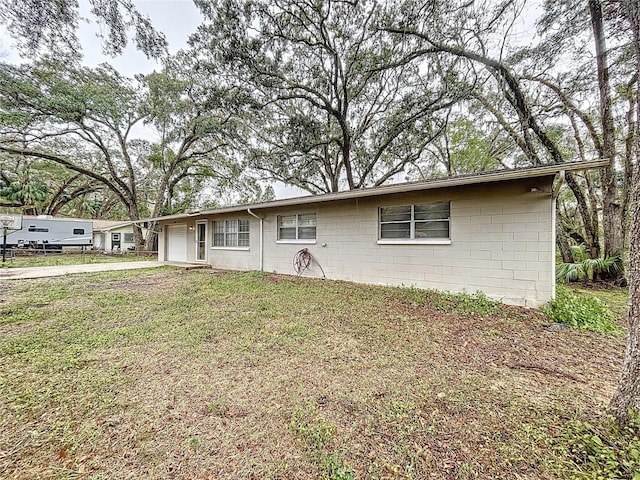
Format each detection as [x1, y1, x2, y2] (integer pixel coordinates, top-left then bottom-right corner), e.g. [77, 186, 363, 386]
[5, 216, 93, 251]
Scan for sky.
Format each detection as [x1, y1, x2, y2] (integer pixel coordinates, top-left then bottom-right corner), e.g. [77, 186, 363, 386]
[0, 0, 307, 200]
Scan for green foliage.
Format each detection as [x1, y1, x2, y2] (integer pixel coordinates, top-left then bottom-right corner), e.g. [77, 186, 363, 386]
[554, 416, 640, 480]
[541, 286, 618, 333]
[425, 290, 503, 316]
[393, 286, 503, 316]
[0, 179, 48, 206]
[448, 118, 501, 174]
[0, 158, 109, 216]
[556, 245, 621, 283]
[321, 454, 356, 480]
[574, 285, 629, 321]
[0, 58, 256, 227]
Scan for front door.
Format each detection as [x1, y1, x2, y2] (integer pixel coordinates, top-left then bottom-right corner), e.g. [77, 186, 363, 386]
[111, 232, 121, 250]
[195, 221, 207, 262]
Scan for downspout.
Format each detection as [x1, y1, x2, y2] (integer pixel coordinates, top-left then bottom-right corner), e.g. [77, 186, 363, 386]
[247, 208, 264, 271]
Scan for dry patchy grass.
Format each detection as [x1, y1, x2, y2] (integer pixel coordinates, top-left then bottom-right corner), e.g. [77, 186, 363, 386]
[0, 270, 625, 479]
[4, 253, 155, 269]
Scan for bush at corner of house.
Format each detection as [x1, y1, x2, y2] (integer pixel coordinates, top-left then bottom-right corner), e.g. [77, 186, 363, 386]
[541, 285, 618, 333]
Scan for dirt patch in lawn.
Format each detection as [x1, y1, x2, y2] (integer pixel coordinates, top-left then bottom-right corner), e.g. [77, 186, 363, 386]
[0, 270, 625, 479]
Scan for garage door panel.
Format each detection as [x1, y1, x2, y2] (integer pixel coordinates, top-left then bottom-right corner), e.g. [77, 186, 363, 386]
[167, 225, 188, 262]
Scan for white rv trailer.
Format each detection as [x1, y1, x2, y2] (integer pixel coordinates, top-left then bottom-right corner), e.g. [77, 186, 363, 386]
[4, 216, 93, 251]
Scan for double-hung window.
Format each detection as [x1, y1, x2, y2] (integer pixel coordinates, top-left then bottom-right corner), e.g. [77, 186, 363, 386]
[213, 219, 250, 247]
[277, 213, 316, 241]
[379, 202, 450, 242]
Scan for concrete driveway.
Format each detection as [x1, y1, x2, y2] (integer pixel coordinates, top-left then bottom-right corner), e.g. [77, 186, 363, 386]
[0, 261, 166, 280]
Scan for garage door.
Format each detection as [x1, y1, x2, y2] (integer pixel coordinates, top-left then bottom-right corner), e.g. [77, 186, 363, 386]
[166, 224, 188, 262]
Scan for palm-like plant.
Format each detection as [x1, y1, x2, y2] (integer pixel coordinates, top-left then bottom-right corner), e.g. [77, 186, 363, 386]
[556, 244, 621, 283]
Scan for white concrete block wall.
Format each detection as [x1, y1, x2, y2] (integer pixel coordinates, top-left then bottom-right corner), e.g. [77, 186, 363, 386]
[259, 178, 554, 307]
[206, 213, 261, 270]
[158, 176, 555, 307]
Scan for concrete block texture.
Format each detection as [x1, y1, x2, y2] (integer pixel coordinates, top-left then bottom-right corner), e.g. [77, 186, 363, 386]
[158, 177, 555, 307]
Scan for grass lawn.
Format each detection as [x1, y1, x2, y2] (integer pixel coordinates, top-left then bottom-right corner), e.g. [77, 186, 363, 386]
[2, 253, 156, 268]
[573, 284, 629, 321]
[0, 269, 627, 479]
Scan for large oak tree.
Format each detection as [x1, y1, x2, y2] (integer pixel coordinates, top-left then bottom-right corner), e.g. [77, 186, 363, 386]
[191, 0, 471, 193]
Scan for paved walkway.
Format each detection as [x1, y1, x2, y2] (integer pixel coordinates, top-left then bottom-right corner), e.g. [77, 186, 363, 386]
[0, 261, 166, 280]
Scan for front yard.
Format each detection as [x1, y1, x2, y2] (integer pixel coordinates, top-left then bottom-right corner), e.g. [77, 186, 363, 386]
[1, 252, 156, 268]
[0, 269, 626, 479]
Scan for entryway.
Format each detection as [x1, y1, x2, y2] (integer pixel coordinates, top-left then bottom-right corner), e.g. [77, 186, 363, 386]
[195, 220, 207, 262]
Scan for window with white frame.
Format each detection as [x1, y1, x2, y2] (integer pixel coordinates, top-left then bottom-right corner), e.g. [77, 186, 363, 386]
[124, 233, 134, 243]
[277, 213, 316, 241]
[213, 219, 250, 247]
[379, 202, 450, 240]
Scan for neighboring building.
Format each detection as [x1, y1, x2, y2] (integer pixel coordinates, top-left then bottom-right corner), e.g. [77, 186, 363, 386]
[92, 220, 139, 251]
[151, 160, 606, 307]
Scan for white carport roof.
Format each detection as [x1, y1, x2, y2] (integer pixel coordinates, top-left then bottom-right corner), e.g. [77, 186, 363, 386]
[145, 159, 608, 222]
[92, 220, 135, 232]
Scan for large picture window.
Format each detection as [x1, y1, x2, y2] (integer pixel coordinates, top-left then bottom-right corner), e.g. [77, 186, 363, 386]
[277, 213, 316, 241]
[379, 202, 450, 240]
[213, 219, 250, 247]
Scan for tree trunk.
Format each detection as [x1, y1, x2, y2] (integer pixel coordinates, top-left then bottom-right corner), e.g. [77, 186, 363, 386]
[341, 127, 355, 190]
[127, 202, 145, 250]
[622, 90, 637, 251]
[556, 199, 574, 263]
[131, 223, 145, 251]
[565, 172, 601, 258]
[589, 0, 623, 259]
[610, 0, 640, 426]
[610, 160, 640, 424]
[144, 221, 158, 252]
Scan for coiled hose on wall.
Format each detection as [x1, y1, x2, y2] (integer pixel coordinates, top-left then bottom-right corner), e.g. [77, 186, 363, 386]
[293, 248, 326, 279]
